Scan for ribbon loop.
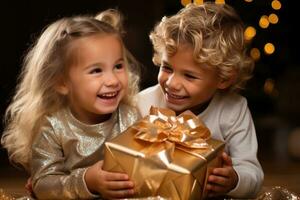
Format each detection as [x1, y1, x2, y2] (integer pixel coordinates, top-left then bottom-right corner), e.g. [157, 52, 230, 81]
[134, 106, 211, 149]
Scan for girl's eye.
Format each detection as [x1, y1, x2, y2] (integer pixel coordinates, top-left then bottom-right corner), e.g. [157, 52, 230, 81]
[161, 65, 173, 73]
[90, 68, 102, 74]
[115, 63, 124, 70]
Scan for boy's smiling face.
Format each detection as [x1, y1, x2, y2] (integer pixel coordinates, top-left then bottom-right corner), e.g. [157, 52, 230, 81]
[158, 44, 227, 115]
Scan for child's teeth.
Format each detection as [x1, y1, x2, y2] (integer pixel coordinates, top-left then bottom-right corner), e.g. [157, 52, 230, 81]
[169, 93, 183, 99]
[100, 92, 117, 97]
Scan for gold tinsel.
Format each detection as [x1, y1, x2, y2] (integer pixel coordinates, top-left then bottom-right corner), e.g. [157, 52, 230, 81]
[0, 189, 15, 200]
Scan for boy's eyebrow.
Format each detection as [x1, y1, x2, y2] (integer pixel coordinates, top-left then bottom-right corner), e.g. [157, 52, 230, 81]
[183, 69, 201, 76]
[161, 60, 171, 66]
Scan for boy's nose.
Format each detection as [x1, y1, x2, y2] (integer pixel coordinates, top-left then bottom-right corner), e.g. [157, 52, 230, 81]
[166, 74, 181, 90]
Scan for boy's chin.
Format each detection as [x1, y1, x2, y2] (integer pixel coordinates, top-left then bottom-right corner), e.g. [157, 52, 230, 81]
[165, 102, 187, 114]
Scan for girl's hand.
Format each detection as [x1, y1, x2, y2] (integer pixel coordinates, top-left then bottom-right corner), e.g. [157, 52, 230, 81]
[206, 152, 238, 197]
[85, 160, 135, 199]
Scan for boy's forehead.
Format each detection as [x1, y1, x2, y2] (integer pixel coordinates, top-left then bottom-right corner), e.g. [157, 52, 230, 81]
[160, 46, 195, 63]
[161, 51, 215, 73]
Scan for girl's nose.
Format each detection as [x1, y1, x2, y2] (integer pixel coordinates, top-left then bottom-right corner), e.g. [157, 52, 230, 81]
[165, 74, 181, 90]
[104, 71, 119, 87]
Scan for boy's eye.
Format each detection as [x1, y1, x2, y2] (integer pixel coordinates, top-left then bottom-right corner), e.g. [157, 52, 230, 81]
[90, 68, 102, 74]
[161, 65, 173, 73]
[185, 73, 198, 79]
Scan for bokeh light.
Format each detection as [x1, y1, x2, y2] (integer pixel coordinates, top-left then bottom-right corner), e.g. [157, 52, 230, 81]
[264, 78, 274, 94]
[263, 78, 278, 97]
[271, 0, 282, 10]
[269, 13, 279, 24]
[181, 0, 191, 6]
[244, 26, 256, 41]
[250, 48, 261, 61]
[264, 43, 275, 55]
[259, 15, 270, 28]
[215, 0, 225, 4]
[194, 0, 204, 5]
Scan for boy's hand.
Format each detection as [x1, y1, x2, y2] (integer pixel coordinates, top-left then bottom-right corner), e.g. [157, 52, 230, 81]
[206, 152, 238, 197]
[85, 160, 135, 199]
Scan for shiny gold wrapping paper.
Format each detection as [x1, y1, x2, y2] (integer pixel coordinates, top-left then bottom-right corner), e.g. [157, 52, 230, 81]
[103, 107, 225, 200]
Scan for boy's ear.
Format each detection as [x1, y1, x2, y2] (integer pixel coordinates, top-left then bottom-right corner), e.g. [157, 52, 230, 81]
[217, 70, 237, 90]
[55, 77, 69, 95]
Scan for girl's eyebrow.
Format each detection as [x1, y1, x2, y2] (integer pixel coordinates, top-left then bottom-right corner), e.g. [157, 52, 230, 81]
[84, 62, 103, 70]
[115, 57, 124, 63]
[84, 58, 124, 69]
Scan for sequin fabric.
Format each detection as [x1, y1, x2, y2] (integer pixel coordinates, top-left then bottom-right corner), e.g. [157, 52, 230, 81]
[30, 104, 140, 199]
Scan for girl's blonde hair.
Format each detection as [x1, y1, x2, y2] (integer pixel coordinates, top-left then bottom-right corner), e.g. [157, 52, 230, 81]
[150, 2, 254, 92]
[1, 9, 140, 170]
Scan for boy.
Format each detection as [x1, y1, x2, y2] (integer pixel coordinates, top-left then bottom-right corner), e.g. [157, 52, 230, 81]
[137, 2, 263, 198]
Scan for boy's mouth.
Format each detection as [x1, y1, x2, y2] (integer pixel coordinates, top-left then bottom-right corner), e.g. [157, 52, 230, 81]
[166, 91, 187, 99]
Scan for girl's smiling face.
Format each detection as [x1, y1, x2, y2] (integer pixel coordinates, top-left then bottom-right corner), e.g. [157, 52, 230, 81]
[58, 34, 128, 124]
[158, 44, 227, 115]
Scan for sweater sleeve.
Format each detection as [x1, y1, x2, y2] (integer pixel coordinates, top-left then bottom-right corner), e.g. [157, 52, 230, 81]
[222, 97, 264, 198]
[31, 123, 98, 199]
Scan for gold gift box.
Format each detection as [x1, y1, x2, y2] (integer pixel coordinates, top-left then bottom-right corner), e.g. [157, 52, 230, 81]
[103, 107, 225, 200]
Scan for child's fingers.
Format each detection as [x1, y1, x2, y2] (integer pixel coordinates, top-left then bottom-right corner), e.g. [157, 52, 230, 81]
[99, 160, 131, 181]
[222, 152, 232, 166]
[207, 174, 228, 187]
[104, 171, 130, 181]
[104, 188, 135, 199]
[211, 167, 231, 177]
[106, 180, 134, 190]
[206, 182, 226, 194]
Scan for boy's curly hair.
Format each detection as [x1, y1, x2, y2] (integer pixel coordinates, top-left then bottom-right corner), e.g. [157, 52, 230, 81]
[150, 2, 254, 92]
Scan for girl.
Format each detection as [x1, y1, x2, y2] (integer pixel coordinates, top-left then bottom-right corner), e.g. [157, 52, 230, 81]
[1, 9, 140, 199]
[137, 2, 264, 199]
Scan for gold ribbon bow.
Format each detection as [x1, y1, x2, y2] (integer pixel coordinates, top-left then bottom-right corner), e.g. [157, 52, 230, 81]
[133, 106, 211, 149]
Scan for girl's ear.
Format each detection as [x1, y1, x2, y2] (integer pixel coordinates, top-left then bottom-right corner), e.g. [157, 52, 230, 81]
[217, 70, 237, 90]
[55, 77, 69, 95]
